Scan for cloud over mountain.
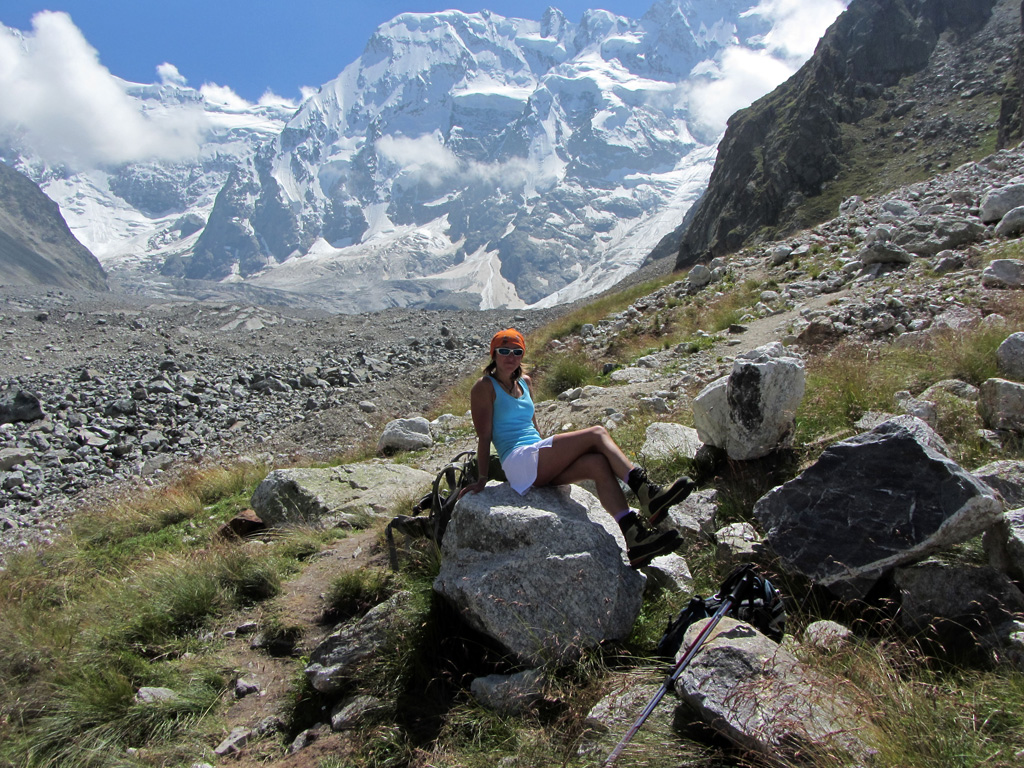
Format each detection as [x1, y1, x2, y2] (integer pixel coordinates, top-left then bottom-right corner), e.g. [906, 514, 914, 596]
[0, 11, 206, 168]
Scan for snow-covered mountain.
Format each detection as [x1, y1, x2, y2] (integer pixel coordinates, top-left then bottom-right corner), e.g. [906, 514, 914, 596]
[4, 1, 844, 312]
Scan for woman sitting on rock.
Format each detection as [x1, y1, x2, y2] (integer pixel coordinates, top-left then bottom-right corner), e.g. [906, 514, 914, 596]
[462, 328, 694, 568]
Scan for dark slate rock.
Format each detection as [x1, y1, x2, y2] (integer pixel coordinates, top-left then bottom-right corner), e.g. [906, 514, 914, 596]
[0, 388, 44, 424]
[754, 418, 1003, 600]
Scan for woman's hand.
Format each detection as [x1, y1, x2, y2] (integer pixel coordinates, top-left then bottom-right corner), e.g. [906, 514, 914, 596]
[460, 478, 488, 498]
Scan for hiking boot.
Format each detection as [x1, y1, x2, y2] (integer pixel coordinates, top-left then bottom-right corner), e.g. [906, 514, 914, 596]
[627, 467, 696, 526]
[619, 512, 681, 569]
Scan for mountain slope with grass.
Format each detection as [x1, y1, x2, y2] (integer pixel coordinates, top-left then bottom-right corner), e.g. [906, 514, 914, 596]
[673, 0, 1016, 269]
[6, 130, 1024, 766]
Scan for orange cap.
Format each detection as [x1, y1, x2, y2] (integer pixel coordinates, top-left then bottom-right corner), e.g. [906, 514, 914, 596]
[490, 328, 525, 357]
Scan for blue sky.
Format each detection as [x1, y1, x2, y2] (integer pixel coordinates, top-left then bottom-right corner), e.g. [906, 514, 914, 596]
[1, 1, 648, 102]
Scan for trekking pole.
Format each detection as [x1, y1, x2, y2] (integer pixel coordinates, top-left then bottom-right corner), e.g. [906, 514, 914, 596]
[602, 569, 754, 767]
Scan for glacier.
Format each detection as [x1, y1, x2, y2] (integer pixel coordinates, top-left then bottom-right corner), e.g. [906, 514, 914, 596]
[3, 0, 847, 312]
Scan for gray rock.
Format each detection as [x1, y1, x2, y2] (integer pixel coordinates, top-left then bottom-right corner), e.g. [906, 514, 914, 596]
[640, 422, 701, 462]
[639, 552, 693, 593]
[580, 676, 679, 762]
[470, 669, 545, 714]
[306, 591, 415, 694]
[330, 694, 386, 730]
[250, 462, 432, 527]
[214, 727, 251, 756]
[983, 507, 1024, 582]
[134, 686, 181, 705]
[893, 216, 984, 256]
[688, 264, 713, 287]
[676, 618, 871, 762]
[894, 561, 1024, 650]
[857, 241, 914, 265]
[980, 183, 1024, 223]
[996, 206, 1024, 238]
[973, 460, 1024, 508]
[693, 343, 805, 461]
[754, 417, 1003, 600]
[0, 448, 30, 472]
[667, 488, 718, 541]
[0, 389, 43, 424]
[979, 378, 1024, 432]
[434, 482, 644, 665]
[802, 620, 854, 652]
[715, 522, 761, 570]
[997, 333, 1024, 381]
[377, 416, 433, 453]
[982, 259, 1024, 289]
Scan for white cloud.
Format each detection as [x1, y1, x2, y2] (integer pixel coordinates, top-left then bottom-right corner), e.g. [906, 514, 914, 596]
[157, 62, 187, 87]
[688, 0, 849, 138]
[377, 134, 460, 185]
[750, 0, 849, 61]
[199, 82, 253, 111]
[257, 90, 299, 109]
[376, 133, 553, 191]
[0, 11, 206, 168]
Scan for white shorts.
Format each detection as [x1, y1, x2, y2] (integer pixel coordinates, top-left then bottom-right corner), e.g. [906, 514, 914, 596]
[501, 436, 554, 495]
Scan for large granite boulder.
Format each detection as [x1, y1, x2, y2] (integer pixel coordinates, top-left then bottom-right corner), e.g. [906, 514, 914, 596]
[692, 343, 805, 461]
[434, 482, 644, 666]
[754, 418, 1003, 601]
[251, 462, 433, 527]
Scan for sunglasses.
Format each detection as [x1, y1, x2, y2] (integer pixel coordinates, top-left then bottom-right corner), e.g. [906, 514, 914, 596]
[496, 347, 524, 357]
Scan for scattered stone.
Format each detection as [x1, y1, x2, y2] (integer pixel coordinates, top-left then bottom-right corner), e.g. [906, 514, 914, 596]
[470, 669, 545, 714]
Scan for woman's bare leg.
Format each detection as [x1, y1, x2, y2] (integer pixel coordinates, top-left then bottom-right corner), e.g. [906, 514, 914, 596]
[534, 426, 634, 487]
[542, 452, 629, 515]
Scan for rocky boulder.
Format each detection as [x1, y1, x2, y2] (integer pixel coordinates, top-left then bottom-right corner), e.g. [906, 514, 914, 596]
[692, 343, 805, 461]
[754, 418, 1003, 601]
[377, 417, 433, 454]
[434, 482, 645, 666]
[306, 591, 416, 694]
[984, 507, 1024, 583]
[981, 182, 1024, 223]
[675, 618, 872, 762]
[640, 422, 701, 462]
[978, 377, 1024, 432]
[0, 388, 44, 425]
[982, 259, 1024, 289]
[251, 462, 433, 527]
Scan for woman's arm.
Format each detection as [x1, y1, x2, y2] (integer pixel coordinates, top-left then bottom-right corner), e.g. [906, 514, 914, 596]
[463, 377, 495, 495]
[523, 374, 542, 435]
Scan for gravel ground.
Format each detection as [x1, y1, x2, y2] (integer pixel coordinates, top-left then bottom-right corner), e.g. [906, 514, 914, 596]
[0, 283, 568, 558]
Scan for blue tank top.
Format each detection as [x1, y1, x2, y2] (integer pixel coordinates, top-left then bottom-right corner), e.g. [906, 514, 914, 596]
[488, 376, 542, 462]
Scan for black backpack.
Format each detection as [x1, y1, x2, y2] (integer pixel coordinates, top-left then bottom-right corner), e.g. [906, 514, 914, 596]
[386, 450, 504, 570]
[656, 563, 786, 658]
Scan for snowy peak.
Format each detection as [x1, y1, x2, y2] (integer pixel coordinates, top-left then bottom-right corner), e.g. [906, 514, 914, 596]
[7, 1, 847, 312]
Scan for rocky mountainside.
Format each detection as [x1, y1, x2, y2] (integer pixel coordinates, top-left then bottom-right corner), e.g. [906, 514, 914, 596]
[674, 0, 1017, 269]
[0, 161, 107, 291]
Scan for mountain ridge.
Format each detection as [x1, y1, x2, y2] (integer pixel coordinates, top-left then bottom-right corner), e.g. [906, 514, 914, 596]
[673, 0, 1015, 270]
[0, 160, 107, 291]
